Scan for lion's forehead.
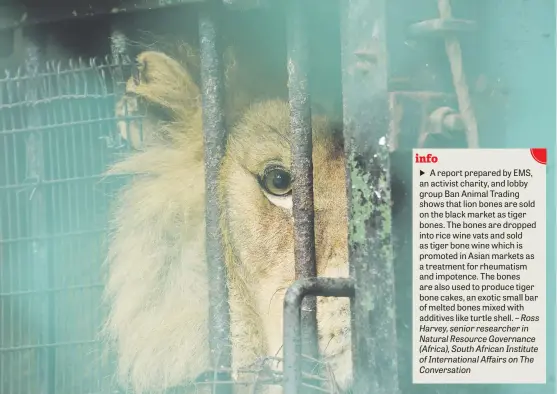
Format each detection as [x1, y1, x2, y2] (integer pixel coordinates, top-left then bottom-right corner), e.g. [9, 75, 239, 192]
[228, 102, 345, 179]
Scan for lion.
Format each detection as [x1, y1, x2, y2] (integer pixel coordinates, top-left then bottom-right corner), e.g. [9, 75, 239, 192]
[103, 49, 353, 394]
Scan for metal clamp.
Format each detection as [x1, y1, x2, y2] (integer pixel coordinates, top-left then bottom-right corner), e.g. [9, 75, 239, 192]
[283, 277, 355, 394]
[418, 106, 467, 148]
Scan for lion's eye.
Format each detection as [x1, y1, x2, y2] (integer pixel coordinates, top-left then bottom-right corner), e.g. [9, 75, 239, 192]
[261, 167, 292, 196]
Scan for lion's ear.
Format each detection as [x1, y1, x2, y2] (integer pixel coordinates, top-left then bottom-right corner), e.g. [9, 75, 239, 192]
[127, 51, 200, 119]
[116, 50, 203, 149]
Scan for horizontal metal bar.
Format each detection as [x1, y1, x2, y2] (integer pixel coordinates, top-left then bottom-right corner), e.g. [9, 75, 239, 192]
[0, 228, 107, 244]
[283, 278, 355, 394]
[408, 18, 477, 36]
[0, 339, 100, 353]
[390, 91, 453, 100]
[0, 173, 128, 191]
[0, 116, 139, 136]
[0, 93, 118, 109]
[222, 0, 268, 9]
[0, 0, 203, 30]
[0, 282, 103, 297]
[0, 56, 131, 81]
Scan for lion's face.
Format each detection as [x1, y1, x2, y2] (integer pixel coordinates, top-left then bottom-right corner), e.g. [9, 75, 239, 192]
[109, 50, 354, 393]
[221, 100, 352, 388]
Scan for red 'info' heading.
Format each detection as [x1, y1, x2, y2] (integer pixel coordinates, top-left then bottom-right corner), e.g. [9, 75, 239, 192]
[416, 149, 547, 165]
[415, 153, 438, 163]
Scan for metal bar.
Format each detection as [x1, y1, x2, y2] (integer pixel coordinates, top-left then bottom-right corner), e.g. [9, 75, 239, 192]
[283, 278, 355, 394]
[198, 2, 233, 394]
[0, 282, 104, 297]
[22, 26, 55, 394]
[340, 1, 400, 394]
[0, 0, 204, 31]
[222, 0, 268, 9]
[0, 339, 101, 353]
[286, 0, 320, 379]
[408, 18, 476, 36]
[109, 23, 136, 150]
[0, 229, 106, 244]
[437, 0, 479, 148]
[110, 27, 127, 59]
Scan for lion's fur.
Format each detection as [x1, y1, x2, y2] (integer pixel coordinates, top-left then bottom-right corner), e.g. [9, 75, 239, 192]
[104, 49, 352, 394]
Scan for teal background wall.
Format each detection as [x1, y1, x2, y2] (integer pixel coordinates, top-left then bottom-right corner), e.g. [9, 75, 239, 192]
[483, 1, 556, 392]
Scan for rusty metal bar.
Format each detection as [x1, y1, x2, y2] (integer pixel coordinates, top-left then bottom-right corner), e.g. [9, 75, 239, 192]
[283, 278, 355, 394]
[286, 0, 320, 381]
[340, 1, 400, 394]
[198, 2, 233, 394]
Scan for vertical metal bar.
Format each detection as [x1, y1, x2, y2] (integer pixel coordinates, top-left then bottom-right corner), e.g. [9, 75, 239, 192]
[286, 0, 319, 389]
[110, 26, 128, 95]
[437, 0, 479, 149]
[340, 1, 400, 394]
[110, 24, 136, 150]
[23, 27, 54, 394]
[110, 27, 127, 57]
[198, 2, 233, 394]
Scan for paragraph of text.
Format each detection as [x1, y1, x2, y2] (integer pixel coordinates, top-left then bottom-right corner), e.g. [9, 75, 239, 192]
[412, 148, 547, 384]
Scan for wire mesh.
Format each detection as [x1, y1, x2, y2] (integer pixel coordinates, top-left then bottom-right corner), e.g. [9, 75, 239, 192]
[0, 54, 135, 394]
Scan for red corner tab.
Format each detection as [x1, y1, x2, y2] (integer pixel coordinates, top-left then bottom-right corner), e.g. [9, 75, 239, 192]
[530, 148, 547, 165]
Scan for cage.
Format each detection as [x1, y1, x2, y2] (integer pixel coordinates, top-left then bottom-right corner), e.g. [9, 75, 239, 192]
[0, 1, 555, 394]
